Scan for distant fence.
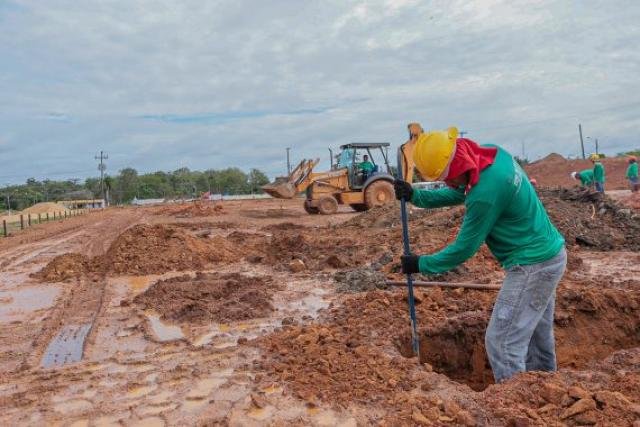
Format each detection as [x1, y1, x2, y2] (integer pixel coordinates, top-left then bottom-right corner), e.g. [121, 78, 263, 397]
[1, 209, 89, 238]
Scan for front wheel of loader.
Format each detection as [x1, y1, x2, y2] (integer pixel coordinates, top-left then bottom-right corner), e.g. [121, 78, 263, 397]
[350, 203, 368, 212]
[303, 200, 319, 215]
[364, 180, 394, 210]
[317, 196, 338, 215]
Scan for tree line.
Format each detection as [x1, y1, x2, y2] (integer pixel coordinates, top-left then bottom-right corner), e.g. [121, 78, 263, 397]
[0, 167, 270, 211]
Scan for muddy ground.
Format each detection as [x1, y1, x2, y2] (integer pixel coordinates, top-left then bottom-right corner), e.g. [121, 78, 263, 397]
[1, 195, 639, 426]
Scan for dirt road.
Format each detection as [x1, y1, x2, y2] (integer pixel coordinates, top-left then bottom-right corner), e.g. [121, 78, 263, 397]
[0, 197, 638, 426]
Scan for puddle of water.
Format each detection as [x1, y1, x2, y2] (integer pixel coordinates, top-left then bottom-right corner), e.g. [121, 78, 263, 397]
[186, 377, 227, 399]
[41, 323, 92, 368]
[144, 310, 184, 342]
[128, 385, 157, 398]
[0, 285, 60, 323]
[182, 399, 208, 411]
[53, 399, 93, 414]
[128, 276, 154, 293]
[262, 385, 282, 395]
[130, 416, 165, 427]
[247, 407, 272, 420]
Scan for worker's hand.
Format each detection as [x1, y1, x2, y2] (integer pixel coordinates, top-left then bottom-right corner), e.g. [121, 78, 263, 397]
[400, 254, 420, 275]
[394, 179, 413, 201]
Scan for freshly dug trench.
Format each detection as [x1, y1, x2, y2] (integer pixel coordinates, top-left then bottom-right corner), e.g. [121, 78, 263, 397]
[134, 272, 278, 324]
[396, 286, 640, 390]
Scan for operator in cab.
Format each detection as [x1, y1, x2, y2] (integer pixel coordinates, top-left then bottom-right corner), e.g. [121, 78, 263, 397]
[358, 154, 375, 180]
[393, 127, 566, 383]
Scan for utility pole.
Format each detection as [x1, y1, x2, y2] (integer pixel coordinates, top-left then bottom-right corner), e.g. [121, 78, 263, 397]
[95, 151, 108, 202]
[459, 131, 468, 138]
[578, 124, 585, 159]
[521, 140, 525, 160]
[595, 138, 599, 155]
[286, 147, 291, 175]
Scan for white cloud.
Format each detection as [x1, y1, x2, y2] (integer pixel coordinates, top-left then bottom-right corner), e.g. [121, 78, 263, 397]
[0, 0, 639, 183]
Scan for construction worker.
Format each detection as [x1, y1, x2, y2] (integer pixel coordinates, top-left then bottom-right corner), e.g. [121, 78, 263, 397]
[626, 156, 639, 192]
[591, 154, 605, 193]
[394, 127, 566, 383]
[570, 170, 594, 188]
[359, 154, 375, 180]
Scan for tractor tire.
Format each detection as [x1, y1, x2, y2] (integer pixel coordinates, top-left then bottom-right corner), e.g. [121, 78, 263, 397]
[317, 196, 338, 215]
[349, 203, 368, 212]
[364, 180, 394, 210]
[303, 200, 319, 215]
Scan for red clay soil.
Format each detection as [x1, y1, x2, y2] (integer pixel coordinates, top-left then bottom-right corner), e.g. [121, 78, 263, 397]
[156, 201, 223, 217]
[100, 224, 238, 275]
[30, 253, 91, 282]
[34, 224, 241, 280]
[539, 188, 640, 250]
[525, 153, 631, 190]
[134, 272, 278, 324]
[254, 284, 640, 425]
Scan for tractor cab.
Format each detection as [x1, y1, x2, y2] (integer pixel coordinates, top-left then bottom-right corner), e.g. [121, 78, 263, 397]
[335, 142, 392, 189]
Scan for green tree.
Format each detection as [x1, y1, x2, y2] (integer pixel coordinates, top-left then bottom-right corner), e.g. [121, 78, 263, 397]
[116, 168, 139, 203]
[248, 168, 269, 193]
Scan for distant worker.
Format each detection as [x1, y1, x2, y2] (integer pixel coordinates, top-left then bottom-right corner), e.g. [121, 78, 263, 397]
[626, 156, 639, 192]
[394, 127, 566, 383]
[359, 154, 375, 180]
[570, 169, 594, 188]
[591, 154, 605, 193]
[529, 178, 538, 188]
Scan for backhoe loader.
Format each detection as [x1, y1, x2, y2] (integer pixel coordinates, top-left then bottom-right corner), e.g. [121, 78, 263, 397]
[263, 142, 395, 214]
[263, 124, 424, 215]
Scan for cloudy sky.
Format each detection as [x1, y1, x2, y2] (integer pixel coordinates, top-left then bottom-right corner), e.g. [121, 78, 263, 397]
[1, 0, 639, 184]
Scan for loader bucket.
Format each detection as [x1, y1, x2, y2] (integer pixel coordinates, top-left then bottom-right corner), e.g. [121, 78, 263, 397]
[262, 181, 296, 199]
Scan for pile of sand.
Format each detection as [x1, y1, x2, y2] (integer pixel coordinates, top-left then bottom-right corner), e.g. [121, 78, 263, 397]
[21, 202, 70, 215]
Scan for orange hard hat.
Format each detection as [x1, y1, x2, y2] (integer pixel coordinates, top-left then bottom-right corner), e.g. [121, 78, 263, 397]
[629, 155, 637, 162]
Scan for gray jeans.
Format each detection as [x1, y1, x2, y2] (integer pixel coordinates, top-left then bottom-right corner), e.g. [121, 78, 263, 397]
[485, 248, 567, 383]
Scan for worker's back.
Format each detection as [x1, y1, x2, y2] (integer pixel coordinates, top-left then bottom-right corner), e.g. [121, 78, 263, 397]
[470, 146, 564, 268]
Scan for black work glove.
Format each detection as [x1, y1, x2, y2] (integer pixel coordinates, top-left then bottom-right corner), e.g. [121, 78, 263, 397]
[401, 254, 420, 274]
[394, 179, 413, 201]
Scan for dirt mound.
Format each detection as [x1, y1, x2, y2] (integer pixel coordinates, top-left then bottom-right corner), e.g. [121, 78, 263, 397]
[539, 187, 640, 250]
[342, 202, 401, 228]
[34, 224, 241, 280]
[21, 202, 69, 215]
[134, 272, 277, 324]
[156, 201, 223, 217]
[525, 155, 630, 189]
[101, 224, 238, 275]
[30, 253, 91, 281]
[333, 267, 388, 292]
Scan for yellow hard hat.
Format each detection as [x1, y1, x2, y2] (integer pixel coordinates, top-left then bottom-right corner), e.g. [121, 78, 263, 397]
[413, 127, 459, 181]
[589, 153, 600, 161]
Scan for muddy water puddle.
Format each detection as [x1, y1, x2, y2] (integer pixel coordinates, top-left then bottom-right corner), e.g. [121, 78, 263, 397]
[144, 310, 185, 342]
[41, 323, 92, 368]
[0, 285, 60, 322]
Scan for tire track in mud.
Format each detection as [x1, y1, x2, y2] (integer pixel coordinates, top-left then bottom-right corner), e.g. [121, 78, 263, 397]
[4, 209, 149, 372]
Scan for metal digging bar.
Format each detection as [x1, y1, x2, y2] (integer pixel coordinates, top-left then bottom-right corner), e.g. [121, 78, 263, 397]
[396, 145, 420, 359]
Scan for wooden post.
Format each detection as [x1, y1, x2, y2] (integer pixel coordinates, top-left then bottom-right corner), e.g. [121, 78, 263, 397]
[38, 213, 41, 223]
[47, 212, 50, 221]
[20, 215, 24, 230]
[3, 220, 7, 237]
[64, 211, 68, 219]
[28, 214, 31, 227]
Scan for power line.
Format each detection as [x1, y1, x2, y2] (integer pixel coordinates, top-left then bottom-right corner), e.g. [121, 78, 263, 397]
[95, 151, 108, 202]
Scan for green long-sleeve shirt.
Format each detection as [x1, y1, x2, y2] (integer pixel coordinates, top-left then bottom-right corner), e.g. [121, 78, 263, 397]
[626, 163, 638, 179]
[593, 162, 605, 183]
[578, 169, 594, 186]
[410, 146, 564, 274]
[359, 161, 375, 173]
